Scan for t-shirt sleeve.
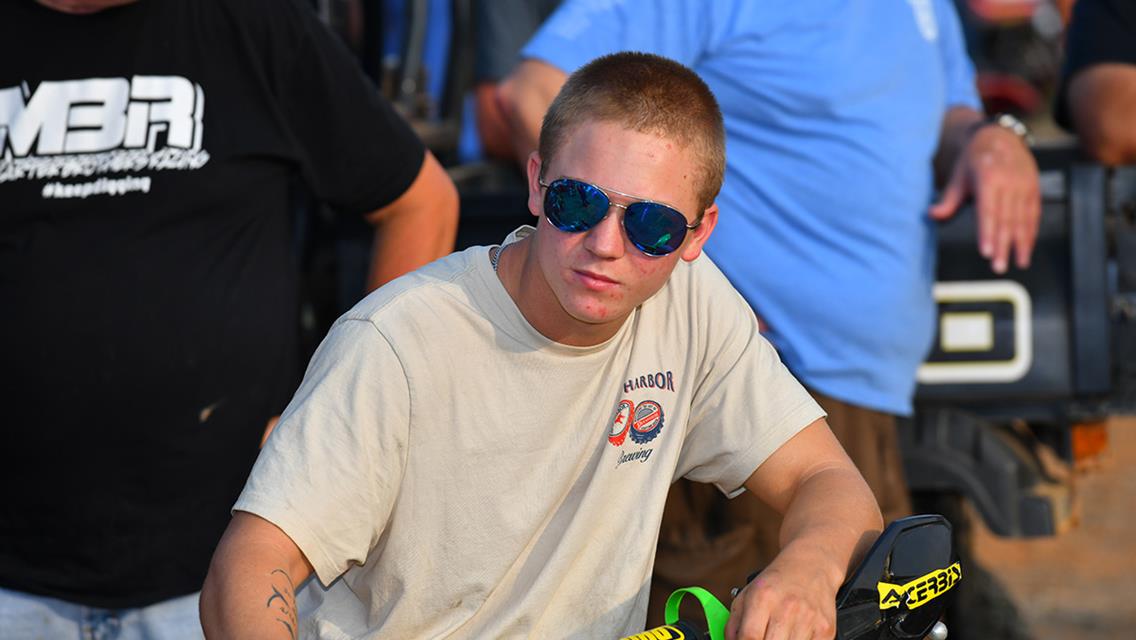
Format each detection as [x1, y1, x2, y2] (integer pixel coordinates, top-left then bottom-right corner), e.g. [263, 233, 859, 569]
[1054, 0, 1136, 130]
[520, 0, 717, 73]
[233, 317, 410, 586]
[255, 0, 426, 215]
[934, 0, 981, 111]
[675, 259, 826, 496]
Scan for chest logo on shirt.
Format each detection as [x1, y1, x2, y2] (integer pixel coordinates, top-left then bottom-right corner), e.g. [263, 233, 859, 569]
[608, 398, 666, 468]
[1, 76, 210, 199]
[629, 401, 664, 444]
[623, 370, 675, 394]
[608, 399, 634, 446]
[608, 399, 667, 448]
[609, 370, 677, 468]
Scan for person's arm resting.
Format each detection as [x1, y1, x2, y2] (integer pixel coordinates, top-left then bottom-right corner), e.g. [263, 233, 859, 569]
[200, 512, 314, 639]
[496, 59, 568, 166]
[726, 419, 883, 640]
[363, 149, 459, 291]
[1067, 64, 1136, 165]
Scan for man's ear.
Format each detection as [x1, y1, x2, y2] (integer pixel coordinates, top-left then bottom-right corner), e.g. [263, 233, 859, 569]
[679, 203, 718, 262]
[526, 152, 544, 219]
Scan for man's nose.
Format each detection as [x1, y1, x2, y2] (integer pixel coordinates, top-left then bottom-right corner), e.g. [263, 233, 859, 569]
[583, 204, 627, 259]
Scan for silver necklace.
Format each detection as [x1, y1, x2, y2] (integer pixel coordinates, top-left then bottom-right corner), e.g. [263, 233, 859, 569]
[491, 245, 503, 273]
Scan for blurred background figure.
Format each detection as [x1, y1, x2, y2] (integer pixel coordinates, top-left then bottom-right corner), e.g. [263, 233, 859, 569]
[951, 0, 1068, 121]
[1055, 0, 1136, 164]
[0, 0, 456, 637]
[472, 0, 560, 162]
[497, 2, 1041, 638]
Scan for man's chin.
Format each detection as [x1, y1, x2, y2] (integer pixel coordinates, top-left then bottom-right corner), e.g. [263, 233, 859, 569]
[566, 302, 629, 327]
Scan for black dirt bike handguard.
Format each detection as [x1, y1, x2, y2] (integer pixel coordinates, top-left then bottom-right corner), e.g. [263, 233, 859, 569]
[621, 514, 960, 640]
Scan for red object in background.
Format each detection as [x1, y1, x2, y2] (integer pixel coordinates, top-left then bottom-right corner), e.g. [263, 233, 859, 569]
[977, 71, 1043, 116]
[969, 0, 1041, 23]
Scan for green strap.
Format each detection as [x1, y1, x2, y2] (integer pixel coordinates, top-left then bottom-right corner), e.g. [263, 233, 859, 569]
[663, 587, 731, 640]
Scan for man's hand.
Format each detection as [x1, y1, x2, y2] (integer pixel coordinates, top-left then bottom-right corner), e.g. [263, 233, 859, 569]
[726, 543, 838, 640]
[733, 420, 883, 640]
[929, 122, 1041, 274]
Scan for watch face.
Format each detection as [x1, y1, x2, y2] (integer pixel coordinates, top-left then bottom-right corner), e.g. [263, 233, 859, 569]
[994, 113, 1031, 143]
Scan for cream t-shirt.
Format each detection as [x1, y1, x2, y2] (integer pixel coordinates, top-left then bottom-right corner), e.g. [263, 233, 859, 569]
[234, 228, 824, 639]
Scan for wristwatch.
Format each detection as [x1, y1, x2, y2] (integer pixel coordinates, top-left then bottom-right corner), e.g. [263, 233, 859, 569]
[982, 112, 1033, 146]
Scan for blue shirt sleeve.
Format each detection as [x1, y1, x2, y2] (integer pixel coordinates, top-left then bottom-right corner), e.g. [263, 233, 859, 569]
[520, 0, 717, 73]
[934, 0, 982, 110]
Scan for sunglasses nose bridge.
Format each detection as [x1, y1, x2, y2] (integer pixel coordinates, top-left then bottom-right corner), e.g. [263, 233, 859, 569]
[582, 202, 630, 258]
[596, 196, 626, 223]
[606, 203, 643, 252]
[594, 197, 630, 234]
[598, 199, 638, 243]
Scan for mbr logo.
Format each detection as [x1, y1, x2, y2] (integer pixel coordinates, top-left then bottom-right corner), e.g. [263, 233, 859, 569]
[1, 75, 205, 158]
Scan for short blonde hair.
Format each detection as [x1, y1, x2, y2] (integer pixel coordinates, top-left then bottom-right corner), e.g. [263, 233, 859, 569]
[539, 52, 726, 210]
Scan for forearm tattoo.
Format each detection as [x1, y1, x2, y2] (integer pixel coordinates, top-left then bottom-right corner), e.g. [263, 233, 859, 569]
[266, 568, 299, 640]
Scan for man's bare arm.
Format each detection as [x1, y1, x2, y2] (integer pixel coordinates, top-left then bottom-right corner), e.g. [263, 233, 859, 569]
[363, 149, 459, 292]
[475, 83, 516, 161]
[496, 59, 568, 165]
[1067, 64, 1136, 166]
[200, 512, 315, 639]
[727, 419, 883, 640]
[751, 420, 882, 577]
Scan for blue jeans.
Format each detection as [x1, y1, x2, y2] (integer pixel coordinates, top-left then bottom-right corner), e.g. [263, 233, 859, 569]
[0, 587, 204, 640]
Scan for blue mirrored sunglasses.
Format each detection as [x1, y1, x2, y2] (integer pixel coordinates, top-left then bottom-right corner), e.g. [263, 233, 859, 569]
[539, 177, 702, 257]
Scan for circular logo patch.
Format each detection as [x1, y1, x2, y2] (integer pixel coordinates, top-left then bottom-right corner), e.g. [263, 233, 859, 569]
[608, 399, 634, 446]
[629, 400, 664, 444]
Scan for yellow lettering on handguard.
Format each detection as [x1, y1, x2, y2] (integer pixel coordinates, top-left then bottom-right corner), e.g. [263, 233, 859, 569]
[618, 625, 686, 640]
[877, 561, 962, 610]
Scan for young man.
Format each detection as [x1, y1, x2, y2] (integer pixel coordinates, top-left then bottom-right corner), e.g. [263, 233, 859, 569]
[201, 53, 882, 639]
[497, 2, 1040, 629]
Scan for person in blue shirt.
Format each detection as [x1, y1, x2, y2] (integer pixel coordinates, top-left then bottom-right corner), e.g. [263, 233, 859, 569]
[498, 0, 1040, 623]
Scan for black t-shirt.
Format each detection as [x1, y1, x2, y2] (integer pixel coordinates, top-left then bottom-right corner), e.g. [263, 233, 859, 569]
[0, 0, 425, 608]
[1055, 0, 1136, 130]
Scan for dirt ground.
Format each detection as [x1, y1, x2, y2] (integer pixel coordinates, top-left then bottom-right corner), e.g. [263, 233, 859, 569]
[970, 416, 1136, 640]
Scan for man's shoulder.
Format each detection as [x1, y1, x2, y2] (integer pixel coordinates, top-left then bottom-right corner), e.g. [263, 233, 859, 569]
[650, 253, 760, 343]
[340, 247, 486, 327]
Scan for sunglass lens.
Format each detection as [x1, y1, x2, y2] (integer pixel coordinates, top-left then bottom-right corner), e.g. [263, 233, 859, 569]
[625, 203, 688, 256]
[545, 179, 609, 232]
